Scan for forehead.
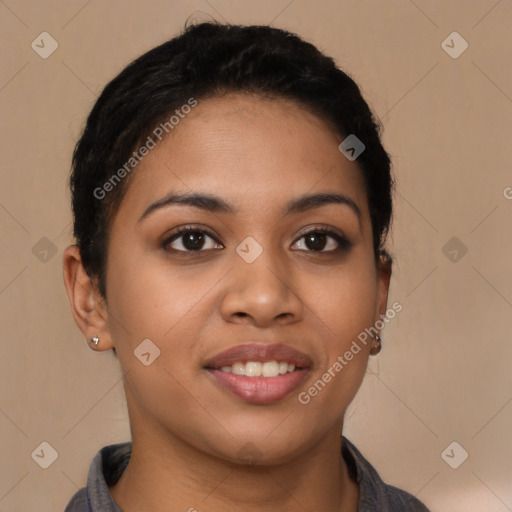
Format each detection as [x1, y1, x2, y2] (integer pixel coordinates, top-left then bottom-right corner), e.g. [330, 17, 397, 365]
[115, 93, 369, 220]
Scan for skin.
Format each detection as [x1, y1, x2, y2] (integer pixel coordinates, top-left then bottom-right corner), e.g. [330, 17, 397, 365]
[63, 93, 391, 512]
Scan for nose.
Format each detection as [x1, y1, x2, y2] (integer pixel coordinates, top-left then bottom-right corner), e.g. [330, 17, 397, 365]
[219, 252, 304, 328]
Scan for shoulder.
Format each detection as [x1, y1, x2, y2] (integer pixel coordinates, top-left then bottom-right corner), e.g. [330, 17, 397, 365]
[64, 488, 88, 512]
[63, 442, 132, 512]
[342, 436, 430, 512]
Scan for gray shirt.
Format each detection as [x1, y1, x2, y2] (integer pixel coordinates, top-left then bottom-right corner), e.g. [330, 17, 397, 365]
[64, 437, 430, 511]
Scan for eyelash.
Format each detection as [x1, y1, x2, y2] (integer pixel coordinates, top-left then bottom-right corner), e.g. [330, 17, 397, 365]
[295, 227, 352, 253]
[161, 225, 352, 254]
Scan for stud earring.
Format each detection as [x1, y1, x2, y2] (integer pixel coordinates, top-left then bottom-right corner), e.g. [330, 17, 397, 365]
[88, 336, 100, 349]
[370, 334, 382, 355]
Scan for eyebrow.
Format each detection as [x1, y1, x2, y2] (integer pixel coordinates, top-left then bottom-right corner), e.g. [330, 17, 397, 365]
[138, 193, 234, 222]
[138, 191, 361, 222]
[286, 192, 361, 220]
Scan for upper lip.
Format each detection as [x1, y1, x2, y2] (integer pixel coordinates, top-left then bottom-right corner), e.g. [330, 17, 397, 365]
[203, 343, 313, 369]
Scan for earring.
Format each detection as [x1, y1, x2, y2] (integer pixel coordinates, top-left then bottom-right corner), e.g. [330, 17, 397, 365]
[88, 336, 100, 349]
[370, 334, 382, 355]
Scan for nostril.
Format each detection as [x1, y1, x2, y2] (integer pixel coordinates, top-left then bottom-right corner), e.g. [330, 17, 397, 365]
[235, 312, 248, 318]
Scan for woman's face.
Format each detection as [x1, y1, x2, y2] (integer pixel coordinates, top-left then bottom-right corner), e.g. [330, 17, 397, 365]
[103, 93, 390, 463]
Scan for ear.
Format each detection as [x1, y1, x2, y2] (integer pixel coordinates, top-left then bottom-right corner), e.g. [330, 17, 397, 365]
[62, 245, 114, 351]
[374, 251, 392, 324]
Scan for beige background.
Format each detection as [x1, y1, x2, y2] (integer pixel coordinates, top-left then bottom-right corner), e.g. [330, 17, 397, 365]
[1, 0, 511, 511]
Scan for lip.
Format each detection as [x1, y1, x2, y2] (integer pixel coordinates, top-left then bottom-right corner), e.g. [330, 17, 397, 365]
[203, 343, 313, 369]
[206, 368, 309, 404]
[203, 343, 312, 404]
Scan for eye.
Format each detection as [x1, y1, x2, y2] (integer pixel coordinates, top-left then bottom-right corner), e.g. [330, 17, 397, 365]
[163, 227, 223, 252]
[292, 228, 350, 253]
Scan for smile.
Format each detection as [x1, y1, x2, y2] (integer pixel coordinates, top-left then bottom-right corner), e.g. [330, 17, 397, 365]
[203, 343, 311, 404]
[218, 360, 297, 377]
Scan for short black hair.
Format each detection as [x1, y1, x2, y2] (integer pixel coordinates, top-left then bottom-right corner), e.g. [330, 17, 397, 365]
[70, 21, 393, 299]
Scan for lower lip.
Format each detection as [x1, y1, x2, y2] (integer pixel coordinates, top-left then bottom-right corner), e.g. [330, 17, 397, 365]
[206, 369, 309, 404]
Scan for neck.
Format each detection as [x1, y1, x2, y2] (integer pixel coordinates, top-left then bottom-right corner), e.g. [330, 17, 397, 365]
[109, 397, 359, 511]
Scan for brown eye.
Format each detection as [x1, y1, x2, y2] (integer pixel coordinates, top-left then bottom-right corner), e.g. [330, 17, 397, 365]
[164, 228, 222, 252]
[303, 232, 328, 251]
[292, 229, 351, 253]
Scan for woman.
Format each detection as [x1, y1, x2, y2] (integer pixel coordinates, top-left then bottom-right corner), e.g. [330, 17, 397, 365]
[63, 22, 430, 512]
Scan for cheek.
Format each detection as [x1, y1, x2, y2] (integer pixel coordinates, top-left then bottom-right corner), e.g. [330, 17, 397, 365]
[106, 251, 219, 442]
[105, 236, 219, 343]
[304, 259, 379, 344]
[295, 258, 378, 406]
[122, 357, 236, 460]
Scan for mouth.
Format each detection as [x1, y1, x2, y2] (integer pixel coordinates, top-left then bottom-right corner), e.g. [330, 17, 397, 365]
[203, 343, 312, 404]
[212, 360, 299, 377]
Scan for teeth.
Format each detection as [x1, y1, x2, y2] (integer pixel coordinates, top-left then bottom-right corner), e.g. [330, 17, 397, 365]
[262, 361, 280, 377]
[245, 362, 262, 377]
[232, 362, 245, 375]
[219, 360, 298, 377]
